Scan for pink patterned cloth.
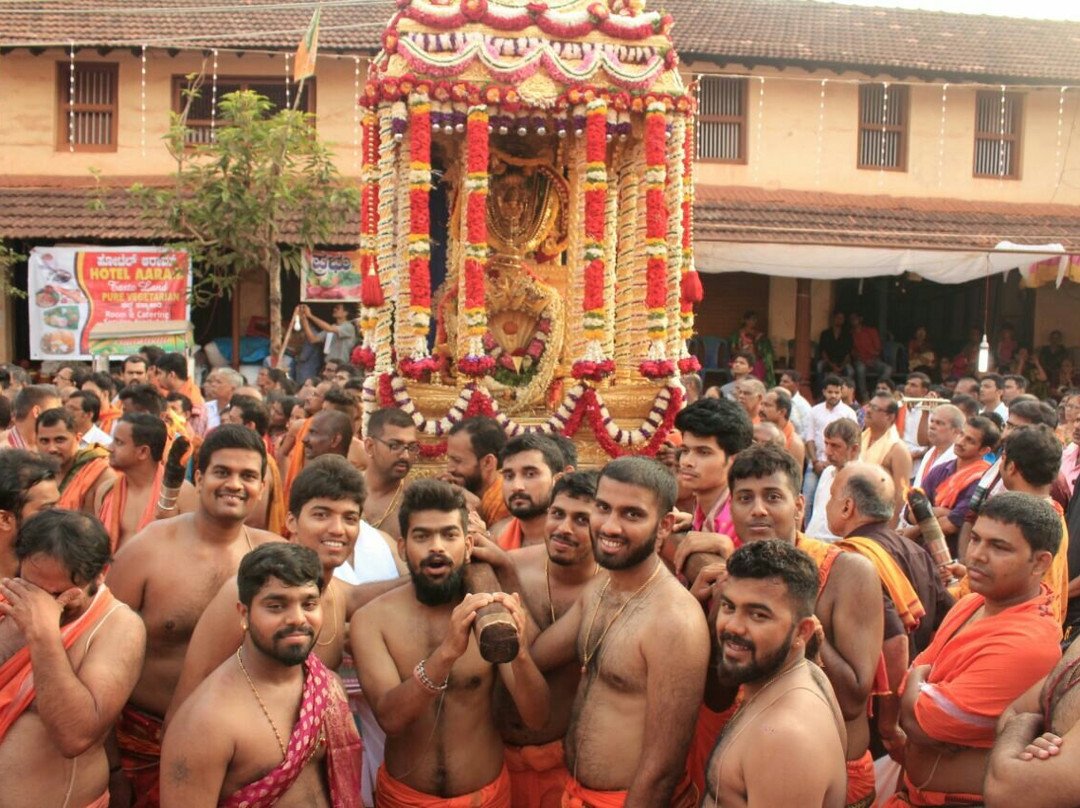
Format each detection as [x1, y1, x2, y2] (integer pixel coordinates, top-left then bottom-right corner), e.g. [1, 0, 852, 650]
[220, 654, 363, 808]
[692, 493, 741, 548]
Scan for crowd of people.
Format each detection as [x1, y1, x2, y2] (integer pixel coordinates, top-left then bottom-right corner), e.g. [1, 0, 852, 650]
[0, 335, 1079, 808]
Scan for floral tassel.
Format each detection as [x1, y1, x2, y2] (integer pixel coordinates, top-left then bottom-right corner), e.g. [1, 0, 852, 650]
[459, 104, 496, 378]
[356, 108, 381, 372]
[572, 96, 616, 382]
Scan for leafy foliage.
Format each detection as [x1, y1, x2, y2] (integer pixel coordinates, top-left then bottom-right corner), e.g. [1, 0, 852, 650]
[0, 242, 26, 300]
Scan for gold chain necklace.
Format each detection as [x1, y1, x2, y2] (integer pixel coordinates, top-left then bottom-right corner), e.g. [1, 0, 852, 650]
[370, 481, 404, 529]
[236, 647, 287, 758]
[545, 557, 600, 625]
[316, 581, 337, 647]
[580, 560, 663, 676]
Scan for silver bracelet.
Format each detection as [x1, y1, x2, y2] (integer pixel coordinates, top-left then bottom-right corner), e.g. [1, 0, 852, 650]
[414, 658, 449, 694]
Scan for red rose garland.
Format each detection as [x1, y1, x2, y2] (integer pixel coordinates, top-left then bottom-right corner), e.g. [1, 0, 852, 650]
[572, 95, 615, 382]
[402, 90, 438, 379]
[641, 98, 674, 379]
[459, 104, 496, 378]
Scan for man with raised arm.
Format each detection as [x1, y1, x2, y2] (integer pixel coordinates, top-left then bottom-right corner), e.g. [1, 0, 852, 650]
[727, 443, 885, 808]
[0, 510, 146, 808]
[106, 425, 281, 808]
[161, 542, 363, 807]
[531, 456, 710, 807]
[351, 479, 547, 807]
[703, 540, 847, 808]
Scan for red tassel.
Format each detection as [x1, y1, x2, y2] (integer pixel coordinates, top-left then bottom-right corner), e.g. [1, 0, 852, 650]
[362, 272, 385, 308]
[681, 270, 704, 304]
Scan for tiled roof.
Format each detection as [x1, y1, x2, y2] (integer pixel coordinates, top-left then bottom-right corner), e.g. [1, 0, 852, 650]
[4, 179, 1079, 253]
[694, 185, 1080, 252]
[0, 0, 1078, 83]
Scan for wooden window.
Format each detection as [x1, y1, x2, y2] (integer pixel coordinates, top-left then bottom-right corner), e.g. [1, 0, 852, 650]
[696, 76, 746, 163]
[857, 83, 908, 171]
[974, 91, 1023, 179]
[57, 63, 118, 152]
[173, 76, 316, 145]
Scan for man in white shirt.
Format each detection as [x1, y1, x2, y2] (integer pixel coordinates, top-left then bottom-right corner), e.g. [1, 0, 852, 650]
[979, 373, 1009, 422]
[805, 417, 861, 541]
[778, 369, 813, 443]
[913, 404, 963, 491]
[202, 367, 244, 432]
[803, 374, 858, 508]
[66, 389, 113, 448]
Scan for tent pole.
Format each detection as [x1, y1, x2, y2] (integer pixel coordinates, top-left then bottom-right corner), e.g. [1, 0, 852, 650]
[795, 278, 812, 397]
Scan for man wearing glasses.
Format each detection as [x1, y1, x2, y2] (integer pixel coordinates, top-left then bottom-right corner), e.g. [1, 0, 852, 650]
[362, 408, 420, 541]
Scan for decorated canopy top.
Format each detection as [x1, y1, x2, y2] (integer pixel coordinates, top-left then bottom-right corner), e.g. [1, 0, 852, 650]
[357, 0, 702, 463]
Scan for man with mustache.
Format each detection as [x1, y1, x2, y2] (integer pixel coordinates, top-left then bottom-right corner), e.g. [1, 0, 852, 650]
[36, 406, 115, 515]
[106, 425, 281, 808]
[351, 480, 547, 807]
[726, 443, 884, 808]
[161, 542, 363, 807]
[886, 493, 1063, 808]
[443, 416, 509, 528]
[703, 540, 848, 808]
[481, 470, 604, 808]
[363, 408, 419, 541]
[0, 509, 146, 808]
[491, 434, 564, 551]
[532, 456, 710, 807]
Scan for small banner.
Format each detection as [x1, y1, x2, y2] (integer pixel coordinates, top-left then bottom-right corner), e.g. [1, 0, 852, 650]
[293, 5, 322, 82]
[302, 249, 363, 301]
[29, 246, 190, 360]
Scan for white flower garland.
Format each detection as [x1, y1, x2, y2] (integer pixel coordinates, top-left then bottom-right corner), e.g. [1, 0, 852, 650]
[374, 104, 397, 373]
[665, 115, 686, 363]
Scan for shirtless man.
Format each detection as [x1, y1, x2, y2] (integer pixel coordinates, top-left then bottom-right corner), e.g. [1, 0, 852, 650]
[532, 456, 710, 807]
[107, 424, 281, 807]
[36, 407, 115, 515]
[0, 510, 145, 808]
[490, 433, 564, 551]
[168, 453, 368, 722]
[351, 480, 548, 806]
[482, 470, 603, 808]
[99, 413, 172, 551]
[726, 443, 884, 808]
[704, 540, 847, 807]
[362, 407, 418, 540]
[862, 392, 913, 525]
[161, 543, 363, 807]
[0, 384, 61, 451]
[0, 450, 60, 579]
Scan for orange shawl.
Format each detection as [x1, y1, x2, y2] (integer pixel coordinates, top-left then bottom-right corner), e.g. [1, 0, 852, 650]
[933, 460, 990, 510]
[177, 377, 205, 408]
[282, 418, 312, 508]
[98, 465, 164, 552]
[97, 405, 122, 436]
[498, 518, 523, 551]
[265, 454, 287, 537]
[57, 449, 111, 513]
[907, 586, 1061, 748]
[376, 763, 511, 807]
[480, 478, 510, 528]
[837, 535, 926, 632]
[0, 588, 117, 742]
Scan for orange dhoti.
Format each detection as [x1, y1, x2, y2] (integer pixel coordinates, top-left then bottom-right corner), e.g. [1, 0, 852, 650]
[880, 776, 983, 807]
[846, 750, 877, 808]
[686, 701, 737, 797]
[505, 739, 569, 808]
[116, 703, 164, 808]
[376, 763, 511, 807]
[561, 772, 697, 808]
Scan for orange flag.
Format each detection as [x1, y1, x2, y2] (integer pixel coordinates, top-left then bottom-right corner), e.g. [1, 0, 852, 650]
[293, 6, 321, 83]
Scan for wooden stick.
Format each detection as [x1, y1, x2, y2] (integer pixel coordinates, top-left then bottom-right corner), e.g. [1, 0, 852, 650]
[660, 532, 726, 585]
[274, 309, 300, 369]
[463, 562, 519, 664]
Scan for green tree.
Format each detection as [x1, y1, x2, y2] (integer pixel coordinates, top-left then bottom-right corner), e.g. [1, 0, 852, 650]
[0, 242, 26, 300]
[135, 82, 358, 357]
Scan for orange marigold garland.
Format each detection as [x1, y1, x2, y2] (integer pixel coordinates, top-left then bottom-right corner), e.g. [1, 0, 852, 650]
[572, 95, 615, 381]
[641, 98, 675, 380]
[678, 104, 703, 374]
[401, 89, 439, 379]
[459, 104, 496, 378]
[355, 108, 382, 372]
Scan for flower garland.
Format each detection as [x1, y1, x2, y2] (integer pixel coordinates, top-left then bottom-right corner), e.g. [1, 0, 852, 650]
[374, 104, 397, 374]
[355, 108, 382, 373]
[665, 114, 686, 371]
[367, 372, 683, 459]
[640, 98, 674, 380]
[573, 95, 615, 382]
[459, 103, 496, 378]
[679, 108, 703, 373]
[401, 90, 439, 380]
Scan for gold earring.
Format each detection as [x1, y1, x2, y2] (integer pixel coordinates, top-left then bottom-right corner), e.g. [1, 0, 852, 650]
[241, 621, 248, 632]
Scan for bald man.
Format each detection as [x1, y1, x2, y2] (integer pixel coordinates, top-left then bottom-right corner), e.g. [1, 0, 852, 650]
[752, 420, 785, 447]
